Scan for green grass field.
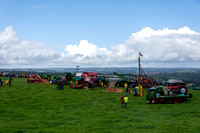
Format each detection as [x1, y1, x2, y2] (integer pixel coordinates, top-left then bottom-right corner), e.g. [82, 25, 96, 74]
[0, 77, 200, 133]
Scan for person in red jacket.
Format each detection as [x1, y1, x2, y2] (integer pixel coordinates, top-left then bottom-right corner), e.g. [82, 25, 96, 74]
[121, 95, 125, 108]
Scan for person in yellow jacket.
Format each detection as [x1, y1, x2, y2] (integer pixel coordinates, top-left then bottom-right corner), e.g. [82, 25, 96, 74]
[6, 80, 8, 86]
[124, 95, 129, 108]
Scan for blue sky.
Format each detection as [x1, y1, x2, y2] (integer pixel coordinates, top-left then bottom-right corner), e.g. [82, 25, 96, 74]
[0, 0, 200, 68]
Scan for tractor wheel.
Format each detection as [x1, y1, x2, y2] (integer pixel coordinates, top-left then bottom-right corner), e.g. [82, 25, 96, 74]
[179, 87, 187, 94]
[124, 82, 128, 87]
[168, 91, 173, 95]
[94, 81, 98, 86]
[150, 98, 157, 104]
[106, 82, 110, 86]
[174, 99, 179, 104]
[116, 82, 120, 87]
[99, 81, 104, 87]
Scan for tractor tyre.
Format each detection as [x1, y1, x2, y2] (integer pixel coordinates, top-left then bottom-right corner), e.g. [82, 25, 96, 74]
[150, 98, 157, 104]
[124, 82, 128, 87]
[168, 91, 174, 95]
[116, 82, 120, 87]
[99, 81, 104, 87]
[173, 99, 179, 104]
[106, 82, 110, 86]
[179, 87, 187, 94]
[94, 81, 98, 86]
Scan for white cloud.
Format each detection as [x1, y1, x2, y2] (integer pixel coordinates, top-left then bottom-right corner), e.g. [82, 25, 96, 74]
[64, 40, 112, 66]
[124, 26, 200, 66]
[0, 26, 200, 68]
[0, 26, 60, 68]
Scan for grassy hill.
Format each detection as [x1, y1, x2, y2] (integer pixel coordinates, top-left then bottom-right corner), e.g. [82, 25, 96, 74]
[0, 77, 200, 132]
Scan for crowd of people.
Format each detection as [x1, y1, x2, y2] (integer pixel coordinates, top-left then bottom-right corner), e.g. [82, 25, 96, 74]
[0, 77, 12, 87]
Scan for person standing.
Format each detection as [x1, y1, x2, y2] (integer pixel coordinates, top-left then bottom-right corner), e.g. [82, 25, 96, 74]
[10, 77, 12, 82]
[9, 78, 12, 86]
[6, 80, 8, 86]
[133, 88, 137, 96]
[0, 78, 2, 87]
[121, 95, 125, 108]
[125, 87, 129, 96]
[124, 95, 129, 108]
[61, 80, 64, 90]
[90, 80, 94, 90]
[57, 80, 61, 90]
[1, 78, 3, 86]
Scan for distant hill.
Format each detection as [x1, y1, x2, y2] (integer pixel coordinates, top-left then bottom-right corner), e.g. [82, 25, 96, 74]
[1, 67, 200, 85]
[0, 67, 200, 74]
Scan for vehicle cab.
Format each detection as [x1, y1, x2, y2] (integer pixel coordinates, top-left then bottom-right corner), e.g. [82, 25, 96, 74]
[146, 86, 164, 103]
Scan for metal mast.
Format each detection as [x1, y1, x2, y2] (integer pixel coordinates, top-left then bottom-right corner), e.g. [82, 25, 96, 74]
[138, 52, 143, 96]
[76, 66, 80, 73]
[138, 56, 141, 86]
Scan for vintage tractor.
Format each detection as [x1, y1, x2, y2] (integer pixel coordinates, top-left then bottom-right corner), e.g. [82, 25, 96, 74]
[113, 72, 134, 87]
[96, 76, 109, 87]
[70, 72, 98, 89]
[115, 76, 132, 87]
[165, 79, 188, 95]
[63, 72, 75, 85]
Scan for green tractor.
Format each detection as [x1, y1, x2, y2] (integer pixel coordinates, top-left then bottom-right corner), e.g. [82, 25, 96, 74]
[97, 76, 109, 87]
[113, 72, 133, 87]
[64, 72, 75, 85]
[115, 77, 131, 87]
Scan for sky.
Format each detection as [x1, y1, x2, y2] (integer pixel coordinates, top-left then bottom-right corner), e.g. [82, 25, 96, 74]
[0, 0, 200, 68]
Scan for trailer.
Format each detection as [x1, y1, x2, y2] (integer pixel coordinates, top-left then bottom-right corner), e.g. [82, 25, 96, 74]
[146, 86, 192, 104]
[27, 75, 49, 84]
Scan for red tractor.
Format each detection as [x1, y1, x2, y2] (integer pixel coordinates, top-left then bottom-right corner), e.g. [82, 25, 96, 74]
[70, 72, 97, 89]
[165, 79, 188, 95]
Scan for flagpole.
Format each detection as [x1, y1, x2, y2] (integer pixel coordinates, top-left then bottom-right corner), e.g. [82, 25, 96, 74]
[138, 52, 143, 96]
[138, 55, 141, 87]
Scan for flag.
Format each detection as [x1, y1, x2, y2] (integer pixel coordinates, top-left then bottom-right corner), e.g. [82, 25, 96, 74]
[139, 52, 143, 57]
